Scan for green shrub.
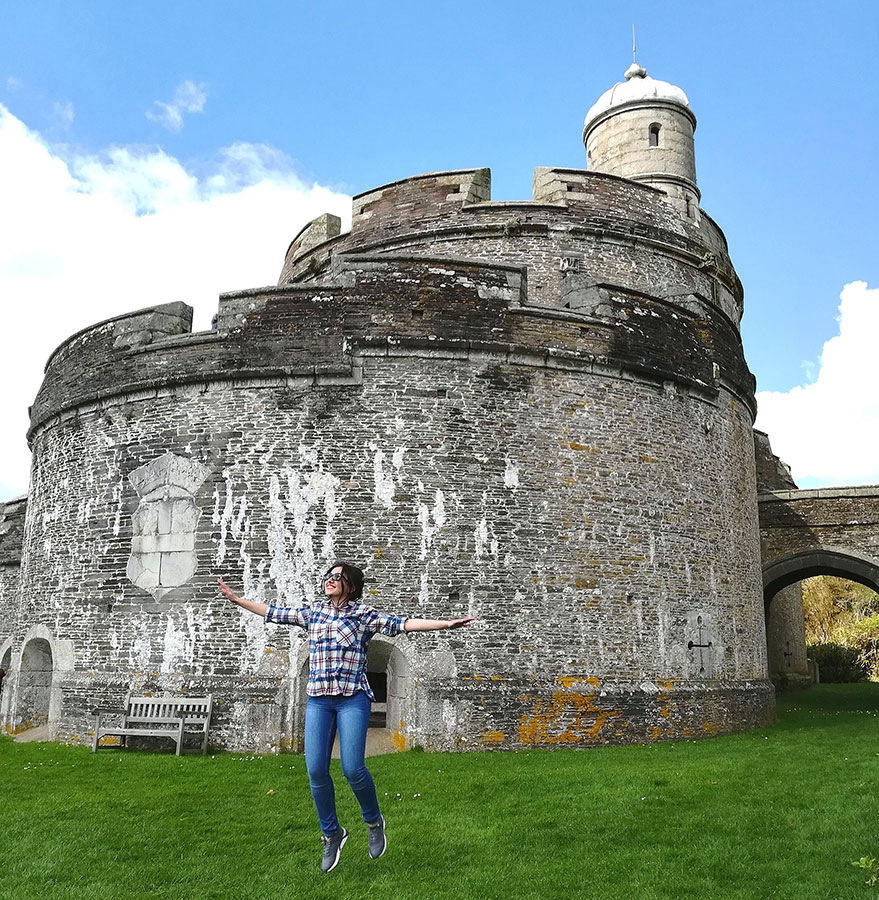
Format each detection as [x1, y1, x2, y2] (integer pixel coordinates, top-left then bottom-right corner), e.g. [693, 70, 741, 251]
[807, 642, 869, 683]
[838, 616, 879, 680]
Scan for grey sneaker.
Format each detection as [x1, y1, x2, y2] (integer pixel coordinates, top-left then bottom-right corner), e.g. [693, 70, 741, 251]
[367, 815, 387, 859]
[320, 827, 348, 873]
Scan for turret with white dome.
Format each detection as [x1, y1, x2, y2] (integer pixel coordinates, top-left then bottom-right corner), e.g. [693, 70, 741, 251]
[583, 59, 700, 219]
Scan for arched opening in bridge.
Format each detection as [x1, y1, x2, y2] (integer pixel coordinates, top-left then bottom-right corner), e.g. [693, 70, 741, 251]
[763, 550, 879, 689]
[18, 638, 53, 730]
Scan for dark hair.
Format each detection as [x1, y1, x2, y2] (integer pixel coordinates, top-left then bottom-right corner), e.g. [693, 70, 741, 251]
[328, 560, 365, 603]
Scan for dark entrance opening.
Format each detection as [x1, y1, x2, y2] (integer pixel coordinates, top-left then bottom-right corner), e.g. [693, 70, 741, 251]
[366, 669, 388, 728]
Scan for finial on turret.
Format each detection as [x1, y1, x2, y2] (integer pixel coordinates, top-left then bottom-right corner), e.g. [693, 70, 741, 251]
[626, 26, 647, 80]
[625, 61, 647, 80]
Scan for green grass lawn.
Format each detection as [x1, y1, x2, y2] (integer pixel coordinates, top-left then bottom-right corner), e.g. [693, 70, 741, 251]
[1, 684, 877, 900]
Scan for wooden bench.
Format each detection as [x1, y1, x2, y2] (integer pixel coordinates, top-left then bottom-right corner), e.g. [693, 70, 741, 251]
[92, 693, 213, 756]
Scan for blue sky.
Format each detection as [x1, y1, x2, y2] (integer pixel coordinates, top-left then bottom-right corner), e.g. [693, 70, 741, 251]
[1, 0, 877, 499]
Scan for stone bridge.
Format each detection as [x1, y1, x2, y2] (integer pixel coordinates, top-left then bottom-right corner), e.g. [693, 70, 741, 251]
[758, 486, 879, 688]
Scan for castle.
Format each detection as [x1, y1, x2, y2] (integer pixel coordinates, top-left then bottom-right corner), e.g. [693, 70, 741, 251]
[0, 61, 786, 751]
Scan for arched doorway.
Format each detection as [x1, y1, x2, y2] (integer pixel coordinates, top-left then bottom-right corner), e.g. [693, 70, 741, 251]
[18, 637, 53, 730]
[0, 642, 12, 726]
[366, 638, 410, 746]
[291, 637, 410, 753]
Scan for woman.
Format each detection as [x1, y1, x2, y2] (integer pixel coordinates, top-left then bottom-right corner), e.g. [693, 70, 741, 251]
[218, 562, 474, 873]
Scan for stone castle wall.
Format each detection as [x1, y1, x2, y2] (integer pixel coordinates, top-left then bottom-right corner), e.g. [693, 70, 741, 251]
[2, 165, 776, 750]
[5, 193, 772, 749]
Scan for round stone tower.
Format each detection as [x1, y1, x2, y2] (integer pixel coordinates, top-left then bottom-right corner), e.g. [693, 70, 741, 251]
[583, 60, 700, 218]
[5, 63, 774, 753]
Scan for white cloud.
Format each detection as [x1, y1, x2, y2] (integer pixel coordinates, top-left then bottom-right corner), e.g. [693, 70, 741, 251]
[755, 281, 879, 488]
[146, 80, 207, 132]
[0, 103, 351, 501]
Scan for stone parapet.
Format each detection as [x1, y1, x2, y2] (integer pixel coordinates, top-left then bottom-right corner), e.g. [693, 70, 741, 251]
[29, 253, 755, 443]
[277, 167, 742, 324]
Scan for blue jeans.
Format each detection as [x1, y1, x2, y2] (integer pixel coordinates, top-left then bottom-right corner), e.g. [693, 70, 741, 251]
[304, 691, 381, 835]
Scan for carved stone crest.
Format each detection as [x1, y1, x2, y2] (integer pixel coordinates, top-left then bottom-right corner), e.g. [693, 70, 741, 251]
[126, 452, 209, 600]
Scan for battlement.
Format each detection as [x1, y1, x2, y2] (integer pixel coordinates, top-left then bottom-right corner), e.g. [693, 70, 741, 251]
[279, 166, 741, 324]
[29, 250, 755, 444]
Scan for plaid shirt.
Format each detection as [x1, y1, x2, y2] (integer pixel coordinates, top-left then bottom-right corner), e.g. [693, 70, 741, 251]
[266, 600, 407, 699]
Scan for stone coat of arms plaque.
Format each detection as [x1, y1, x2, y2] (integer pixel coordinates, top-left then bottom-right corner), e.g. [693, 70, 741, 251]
[126, 452, 209, 600]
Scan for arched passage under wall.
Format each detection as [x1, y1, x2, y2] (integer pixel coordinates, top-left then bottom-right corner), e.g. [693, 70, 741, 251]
[763, 549, 879, 602]
[763, 549, 879, 690]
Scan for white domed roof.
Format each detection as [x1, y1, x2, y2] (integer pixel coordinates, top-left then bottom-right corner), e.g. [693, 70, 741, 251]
[584, 62, 691, 132]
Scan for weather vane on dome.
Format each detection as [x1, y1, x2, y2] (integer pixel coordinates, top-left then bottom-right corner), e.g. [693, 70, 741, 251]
[632, 24, 637, 62]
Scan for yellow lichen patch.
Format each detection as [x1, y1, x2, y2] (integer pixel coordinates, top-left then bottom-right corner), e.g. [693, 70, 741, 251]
[648, 725, 663, 741]
[482, 730, 505, 744]
[375, 546, 382, 558]
[702, 722, 718, 735]
[555, 675, 600, 689]
[641, 455, 657, 463]
[518, 686, 619, 745]
[392, 720, 407, 751]
[656, 680, 676, 721]
[568, 442, 593, 451]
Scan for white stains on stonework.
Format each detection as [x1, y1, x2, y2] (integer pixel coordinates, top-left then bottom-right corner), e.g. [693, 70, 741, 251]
[266, 460, 340, 605]
[474, 518, 498, 558]
[42, 503, 61, 531]
[417, 489, 446, 560]
[106, 467, 124, 537]
[239, 602, 267, 674]
[504, 459, 519, 491]
[467, 587, 480, 619]
[160, 614, 193, 675]
[656, 603, 667, 664]
[132, 618, 151, 669]
[419, 573, 429, 607]
[76, 497, 92, 526]
[649, 532, 656, 567]
[371, 445, 396, 508]
[213, 472, 235, 565]
[392, 447, 407, 470]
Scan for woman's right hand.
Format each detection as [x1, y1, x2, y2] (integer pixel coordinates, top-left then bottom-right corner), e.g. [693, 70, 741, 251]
[217, 578, 240, 603]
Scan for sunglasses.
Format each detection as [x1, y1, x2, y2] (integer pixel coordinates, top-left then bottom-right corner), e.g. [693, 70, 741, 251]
[324, 571, 347, 583]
